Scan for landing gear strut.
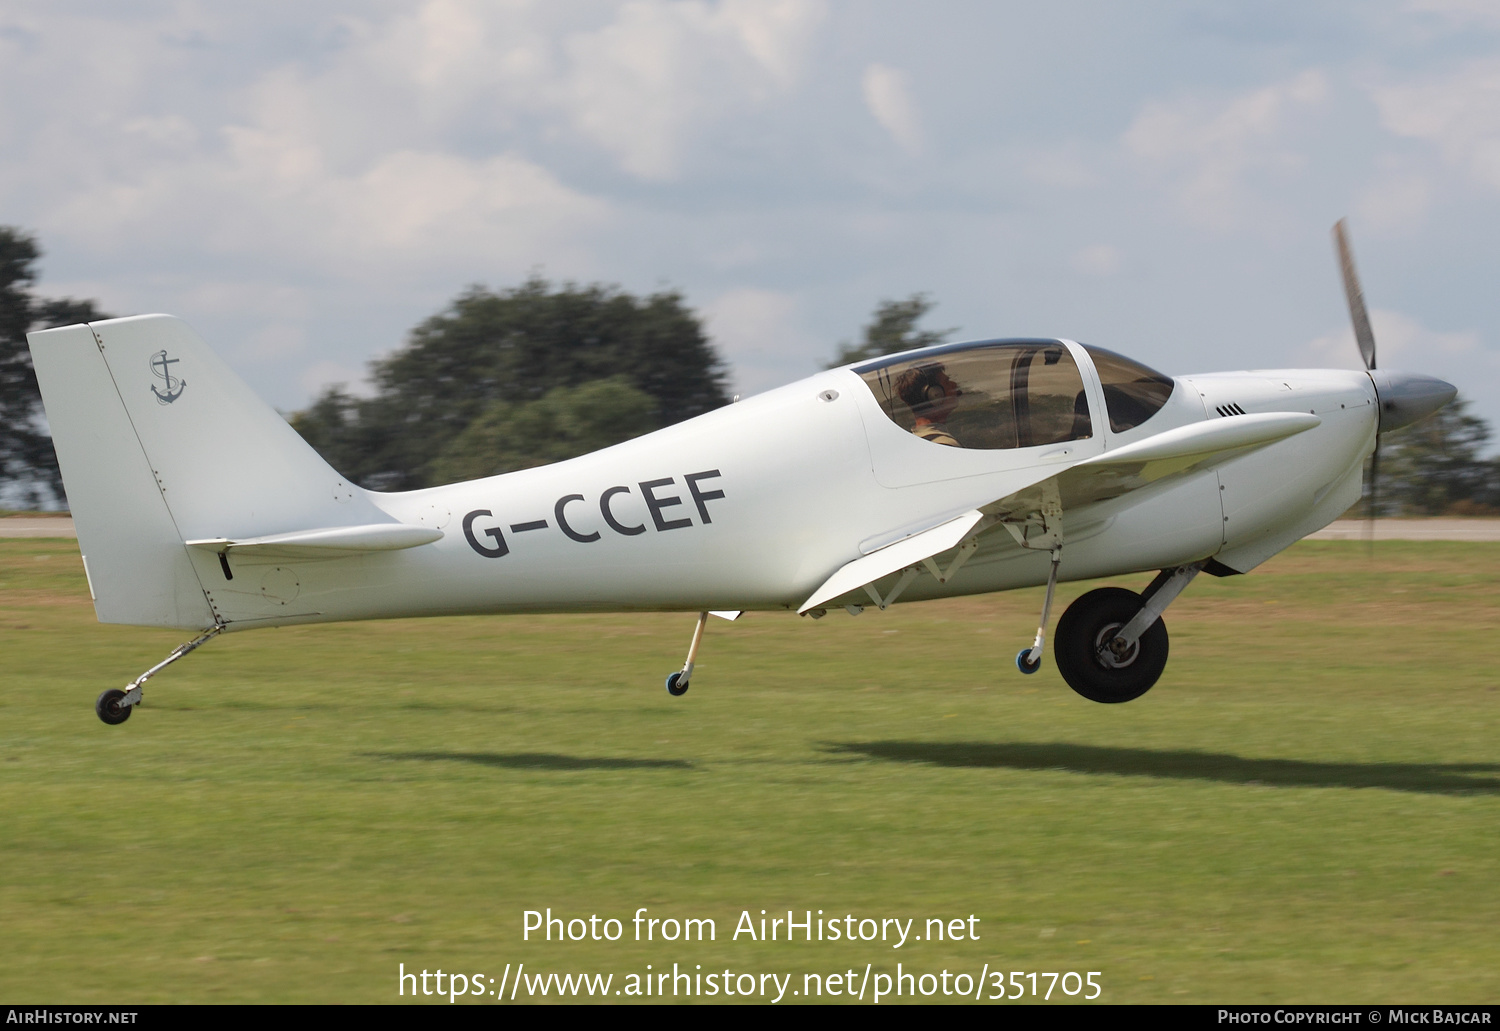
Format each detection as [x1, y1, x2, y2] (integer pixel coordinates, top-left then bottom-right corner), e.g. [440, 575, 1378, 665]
[1015, 547, 1062, 674]
[665, 612, 708, 696]
[1053, 563, 1203, 704]
[95, 625, 224, 725]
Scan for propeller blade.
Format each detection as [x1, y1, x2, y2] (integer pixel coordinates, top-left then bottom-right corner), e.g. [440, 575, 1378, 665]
[1365, 439, 1380, 555]
[1334, 219, 1377, 371]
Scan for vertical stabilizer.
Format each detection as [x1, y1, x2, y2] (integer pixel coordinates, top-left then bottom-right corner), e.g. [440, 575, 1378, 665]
[29, 314, 385, 629]
[28, 323, 214, 628]
[83, 315, 379, 540]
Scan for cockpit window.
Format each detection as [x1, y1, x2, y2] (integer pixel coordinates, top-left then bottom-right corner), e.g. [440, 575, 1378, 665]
[856, 342, 1092, 450]
[1082, 345, 1175, 433]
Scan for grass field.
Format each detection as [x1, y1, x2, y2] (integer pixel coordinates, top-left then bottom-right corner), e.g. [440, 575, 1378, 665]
[1, 536, 1497, 1004]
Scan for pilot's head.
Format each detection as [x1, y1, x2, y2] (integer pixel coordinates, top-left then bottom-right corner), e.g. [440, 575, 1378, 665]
[895, 362, 961, 419]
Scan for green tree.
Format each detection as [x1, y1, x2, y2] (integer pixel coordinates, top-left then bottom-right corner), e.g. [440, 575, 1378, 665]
[286, 387, 379, 488]
[0, 228, 111, 506]
[1373, 396, 1498, 515]
[292, 278, 730, 490]
[429, 377, 658, 483]
[826, 293, 955, 368]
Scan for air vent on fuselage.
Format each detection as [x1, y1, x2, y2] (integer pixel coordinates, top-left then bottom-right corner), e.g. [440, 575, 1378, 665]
[1215, 403, 1247, 417]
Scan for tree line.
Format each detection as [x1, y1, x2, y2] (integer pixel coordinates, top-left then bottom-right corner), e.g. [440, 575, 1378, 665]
[0, 229, 111, 507]
[1, 224, 1496, 514]
[292, 278, 732, 491]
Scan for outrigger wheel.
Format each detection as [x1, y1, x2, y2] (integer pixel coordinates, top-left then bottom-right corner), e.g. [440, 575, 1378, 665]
[665, 672, 690, 696]
[95, 689, 133, 725]
[1054, 587, 1169, 704]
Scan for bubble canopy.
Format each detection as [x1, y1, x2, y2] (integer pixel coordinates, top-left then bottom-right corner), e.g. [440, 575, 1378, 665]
[853, 339, 1085, 450]
[852, 339, 1174, 450]
[1081, 344, 1176, 434]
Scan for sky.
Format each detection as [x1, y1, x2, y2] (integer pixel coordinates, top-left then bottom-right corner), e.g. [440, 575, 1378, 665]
[3, 0, 1498, 447]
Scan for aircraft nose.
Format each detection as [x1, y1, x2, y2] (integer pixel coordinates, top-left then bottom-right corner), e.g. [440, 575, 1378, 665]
[1369, 370, 1458, 433]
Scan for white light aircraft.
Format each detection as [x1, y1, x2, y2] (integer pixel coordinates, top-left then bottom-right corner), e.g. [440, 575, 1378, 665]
[28, 224, 1456, 725]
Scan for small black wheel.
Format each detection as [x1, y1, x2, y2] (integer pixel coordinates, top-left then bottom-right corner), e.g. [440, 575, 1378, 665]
[96, 689, 132, 725]
[1015, 648, 1041, 674]
[665, 672, 690, 696]
[1054, 587, 1169, 704]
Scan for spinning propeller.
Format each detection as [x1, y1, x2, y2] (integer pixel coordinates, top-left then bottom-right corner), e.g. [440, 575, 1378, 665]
[1331, 219, 1457, 535]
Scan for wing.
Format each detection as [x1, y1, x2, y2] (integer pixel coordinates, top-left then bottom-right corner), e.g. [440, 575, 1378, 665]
[798, 412, 1319, 613]
[991, 412, 1320, 519]
[799, 510, 985, 613]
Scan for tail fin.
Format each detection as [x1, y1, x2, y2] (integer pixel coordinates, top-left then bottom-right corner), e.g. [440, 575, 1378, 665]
[29, 314, 376, 629]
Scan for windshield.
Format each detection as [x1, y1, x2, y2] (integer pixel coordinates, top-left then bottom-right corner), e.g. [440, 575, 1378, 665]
[856, 341, 1092, 450]
[1082, 345, 1175, 432]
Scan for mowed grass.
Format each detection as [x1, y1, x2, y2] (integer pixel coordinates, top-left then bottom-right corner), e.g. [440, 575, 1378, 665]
[1, 537, 1497, 1004]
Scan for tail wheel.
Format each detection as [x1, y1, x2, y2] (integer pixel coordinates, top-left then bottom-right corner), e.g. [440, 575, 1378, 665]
[1054, 587, 1169, 704]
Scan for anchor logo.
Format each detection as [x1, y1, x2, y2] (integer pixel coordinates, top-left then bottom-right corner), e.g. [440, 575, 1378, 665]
[149, 350, 186, 404]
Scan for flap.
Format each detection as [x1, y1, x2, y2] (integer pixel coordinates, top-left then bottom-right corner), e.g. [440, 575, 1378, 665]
[187, 523, 443, 558]
[799, 509, 984, 613]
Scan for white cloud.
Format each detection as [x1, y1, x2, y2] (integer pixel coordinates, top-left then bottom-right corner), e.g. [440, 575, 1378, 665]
[174, 280, 312, 325]
[562, 0, 825, 179]
[1304, 308, 1479, 370]
[702, 287, 822, 396]
[243, 321, 309, 363]
[48, 127, 610, 280]
[862, 64, 923, 155]
[4, 3, 1500, 443]
[1071, 244, 1121, 277]
[119, 115, 200, 151]
[1354, 163, 1432, 233]
[340, 150, 608, 256]
[25, 1, 828, 195]
[299, 358, 375, 400]
[719, 0, 823, 86]
[1404, 0, 1500, 29]
[1021, 146, 1103, 190]
[303, 0, 827, 182]
[1124, 70, 1328, 231]
[1371, 58, 1500, 192]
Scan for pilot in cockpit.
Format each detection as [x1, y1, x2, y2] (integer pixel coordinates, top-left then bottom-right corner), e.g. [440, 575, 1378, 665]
[894, 362, 964, 447]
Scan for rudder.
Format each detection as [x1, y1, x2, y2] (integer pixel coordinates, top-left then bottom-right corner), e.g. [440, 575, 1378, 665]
[28, 322, 213, 628]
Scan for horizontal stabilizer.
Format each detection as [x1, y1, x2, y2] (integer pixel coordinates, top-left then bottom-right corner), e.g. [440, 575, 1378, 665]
[187, 523, 443, 559]
[799, 510, 984, 614]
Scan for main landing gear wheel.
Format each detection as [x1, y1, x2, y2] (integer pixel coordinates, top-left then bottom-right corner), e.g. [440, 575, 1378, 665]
[95, 689, 132, 725]
[665, 672, 690, 696]
[1054, 587, 1169, 704]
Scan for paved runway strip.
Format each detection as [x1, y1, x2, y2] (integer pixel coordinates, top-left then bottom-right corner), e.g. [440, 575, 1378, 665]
[1303, 518, 1500, 541]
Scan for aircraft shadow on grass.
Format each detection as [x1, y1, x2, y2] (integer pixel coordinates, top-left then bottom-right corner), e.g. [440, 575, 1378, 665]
[825, 742, 1500, 796]
[366, 751, 693, 772]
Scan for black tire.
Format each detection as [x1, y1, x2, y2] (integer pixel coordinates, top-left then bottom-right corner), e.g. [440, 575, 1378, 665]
[1054, 587, 1168, 704]
[665, 672, 689, 697]
[1015, 648, 1041, 674]
[96, 688, 133, 725]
